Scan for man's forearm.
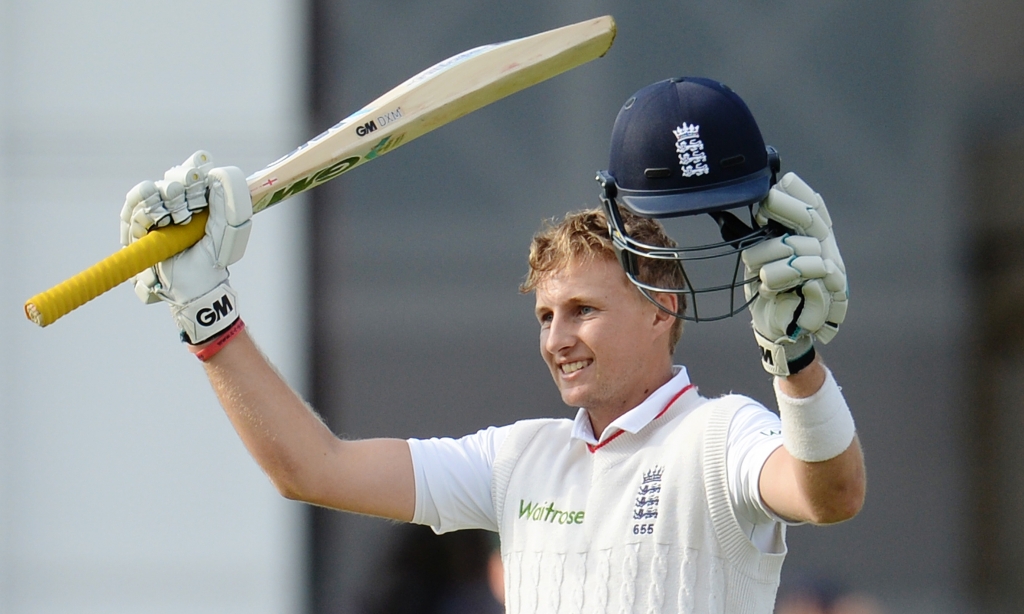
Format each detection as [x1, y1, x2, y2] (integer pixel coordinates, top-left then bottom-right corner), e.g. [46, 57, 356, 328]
[761, 355, 866, 523]
[198, 330, 416, 520]
[765, 436, 866, 524]
[201, 329, 337, 498]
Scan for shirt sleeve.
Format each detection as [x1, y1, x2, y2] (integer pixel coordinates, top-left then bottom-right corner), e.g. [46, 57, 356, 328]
[407, 425, 511, 534]
[727, 402, 803, 553]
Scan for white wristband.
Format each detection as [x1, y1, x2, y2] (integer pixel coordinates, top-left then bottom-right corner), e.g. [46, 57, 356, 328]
[775, 368, 855, 462]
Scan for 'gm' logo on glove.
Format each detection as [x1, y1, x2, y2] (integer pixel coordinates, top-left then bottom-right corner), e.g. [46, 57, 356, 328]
[198, 294, 234, 327]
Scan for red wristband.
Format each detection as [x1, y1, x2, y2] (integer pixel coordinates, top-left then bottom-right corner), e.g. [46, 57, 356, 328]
[189, 318, 245, 362]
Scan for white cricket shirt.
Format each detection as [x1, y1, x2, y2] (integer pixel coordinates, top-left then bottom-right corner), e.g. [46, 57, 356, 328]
[409, 366, 793, 553]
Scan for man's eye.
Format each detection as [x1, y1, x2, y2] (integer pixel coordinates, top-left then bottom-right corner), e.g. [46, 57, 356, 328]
[579, 306, 594, 316]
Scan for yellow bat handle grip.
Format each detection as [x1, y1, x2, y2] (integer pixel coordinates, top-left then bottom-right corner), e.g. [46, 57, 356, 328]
[24, 209, 209, 327]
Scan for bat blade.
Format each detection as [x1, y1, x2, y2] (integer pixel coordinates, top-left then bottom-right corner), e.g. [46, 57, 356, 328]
[24, 15, 616, 327]
[248, 15, 615, 212]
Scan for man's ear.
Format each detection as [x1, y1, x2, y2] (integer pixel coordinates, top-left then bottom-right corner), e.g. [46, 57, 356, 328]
[649, 292, 679, 329]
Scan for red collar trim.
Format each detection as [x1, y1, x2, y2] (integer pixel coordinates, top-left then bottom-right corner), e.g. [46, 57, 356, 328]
[586, 383, 696, 453]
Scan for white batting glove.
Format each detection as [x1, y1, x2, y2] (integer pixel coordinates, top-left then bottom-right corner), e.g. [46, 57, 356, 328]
[120, 151, 253, 345]
[742, 172, 848, 376]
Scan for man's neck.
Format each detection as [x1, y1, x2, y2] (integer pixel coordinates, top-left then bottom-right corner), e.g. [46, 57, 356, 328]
[585, 366, 675, 439]
[586, 410, 621, 443]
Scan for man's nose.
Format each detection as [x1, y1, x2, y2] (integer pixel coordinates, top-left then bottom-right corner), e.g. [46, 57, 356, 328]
[543, 313, 576, 354]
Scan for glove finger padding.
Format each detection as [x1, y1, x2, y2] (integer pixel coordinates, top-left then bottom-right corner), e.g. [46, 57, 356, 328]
[758, 256, 828, 294]
[163, 150, 215, 222]
[741, 235, 820, 270]
[756, 173, 831, 239]
[742, 234, 824, 301]
[121, 180, 168, 245]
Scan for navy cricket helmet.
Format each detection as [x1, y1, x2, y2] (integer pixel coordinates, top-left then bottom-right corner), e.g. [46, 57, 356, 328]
[597, 77, 782, 322]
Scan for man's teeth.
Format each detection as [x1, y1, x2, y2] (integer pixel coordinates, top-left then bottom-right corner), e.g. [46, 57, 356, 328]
[561, 361, 588, 374]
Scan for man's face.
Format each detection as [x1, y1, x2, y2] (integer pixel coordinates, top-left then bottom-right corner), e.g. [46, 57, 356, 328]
[534, 256, 675, 419]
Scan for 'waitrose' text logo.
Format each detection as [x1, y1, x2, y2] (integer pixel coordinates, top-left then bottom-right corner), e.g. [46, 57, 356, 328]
[518, 500, 585, 525]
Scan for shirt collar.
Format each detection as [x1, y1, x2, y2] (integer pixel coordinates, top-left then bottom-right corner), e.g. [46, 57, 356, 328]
[570, 366, 693, 445]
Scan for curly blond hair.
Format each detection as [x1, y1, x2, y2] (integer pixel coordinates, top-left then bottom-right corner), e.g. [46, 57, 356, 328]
[520, 207, 686, 353]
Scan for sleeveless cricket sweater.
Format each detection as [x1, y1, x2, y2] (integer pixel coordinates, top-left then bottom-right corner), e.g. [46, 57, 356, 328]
[491, 389, 785, 614]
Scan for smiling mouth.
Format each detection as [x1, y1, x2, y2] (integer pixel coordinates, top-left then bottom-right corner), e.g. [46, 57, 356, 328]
[560, 360, 591, 375]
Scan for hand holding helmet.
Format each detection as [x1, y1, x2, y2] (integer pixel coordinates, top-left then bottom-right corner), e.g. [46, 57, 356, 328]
[595, 77, 848, 376]
[742, 173, 848, 376]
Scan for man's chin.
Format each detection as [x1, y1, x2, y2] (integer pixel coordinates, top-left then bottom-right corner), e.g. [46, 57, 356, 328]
[558, 386, 591, 409]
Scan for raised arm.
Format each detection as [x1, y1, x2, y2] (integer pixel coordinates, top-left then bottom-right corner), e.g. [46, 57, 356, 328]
[120, 151, 414, 521]
[200, 329, 414, 520]
[742, 172, 865, 524]
[759, 357, 865, 524]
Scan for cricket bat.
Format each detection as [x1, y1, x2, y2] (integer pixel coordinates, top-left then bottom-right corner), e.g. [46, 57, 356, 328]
[25, 15, 616, 327]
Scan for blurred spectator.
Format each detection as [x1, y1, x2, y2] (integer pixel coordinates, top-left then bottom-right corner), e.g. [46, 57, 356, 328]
[360, 525, 503, 614]
[776, 574, 885, 614]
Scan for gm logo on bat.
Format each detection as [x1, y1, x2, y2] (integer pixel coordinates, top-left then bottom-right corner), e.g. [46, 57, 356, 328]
[261, 133, 407, 209]
[355, 107, 403, 137]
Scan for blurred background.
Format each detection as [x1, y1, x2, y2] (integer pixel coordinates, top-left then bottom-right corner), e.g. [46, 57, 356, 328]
[2, 0, 1023, 613]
